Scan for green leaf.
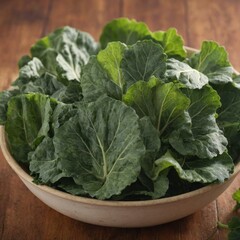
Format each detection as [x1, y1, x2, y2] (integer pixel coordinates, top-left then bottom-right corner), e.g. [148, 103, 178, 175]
[123, 80, 158, 124]
[216, 83, 240, 138]
[121, 40, 167, 88]
[52, 80, 82, 103]
[100, 18, 151, 49]
[165, 58, 208, 89]
[153, 82, 190, 135]
[189, 41, 233, 84]
[154, 151, 233, 184]
[13, 58, 46, 87]
[124, 81, 190, 137]
[0, 89, 20, 125]
[52, 103, 77, 129]
[54, 97, 145, 199]
[170, 86, 228, 159]
[31, 26, 98, 78]
[21, 72, 65, 96]
[81, 56, 122, 101]
[29, 137, 66, 183]
[139, 116, 161, 177]
[57, 178, 87, 196]
[97, 42, 127, 90]
[228, 217, 240, 240]
[151, 28, 186, 59]
[5, 93, 56, 162]
[233, 189, 240, 211]
[214, 83, 240, 161]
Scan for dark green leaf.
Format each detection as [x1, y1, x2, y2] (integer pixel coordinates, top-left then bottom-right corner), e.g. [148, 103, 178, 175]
[29, 137, 66, 183]
[228, 217, 240, 240]
[0, 89, 20, 125]
[5, 93, 56, 162]
[121, 40, 167, 88]
[54, 97, 145, 199]
[170, 86, 228, 159]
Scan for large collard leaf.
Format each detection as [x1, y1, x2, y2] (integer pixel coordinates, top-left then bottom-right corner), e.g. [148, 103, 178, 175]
[165, 58, 208, 89]
[151, 28, 186, 59]
[123, 81, 190, 137]
[121, 40, 167, 89]
[0, 89, 20, 125]
[215, 83, 240, 161]
[154, 151, 233, 184]
[31, 26, 99, 82]
[189, 41, 233, 84]
[54, 97, 145, 199]
[5, 93, 56, 162]
[13, 58, 46, 87]
[169, 85, 228, 159]
[100, 18, 151, 49]
[29, 137, 66, 184]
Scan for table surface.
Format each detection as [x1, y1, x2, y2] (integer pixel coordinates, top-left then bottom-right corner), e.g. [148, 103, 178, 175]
[1, 0, 240, 239]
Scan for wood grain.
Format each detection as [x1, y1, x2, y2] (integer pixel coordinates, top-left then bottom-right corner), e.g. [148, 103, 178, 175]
[0, 0, 240, 239]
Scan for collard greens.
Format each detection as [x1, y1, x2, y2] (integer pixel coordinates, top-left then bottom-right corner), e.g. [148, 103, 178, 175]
[1, 18, 239, 200]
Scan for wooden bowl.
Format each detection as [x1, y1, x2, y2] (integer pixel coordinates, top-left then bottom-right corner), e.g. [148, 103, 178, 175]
[1, 126, 240, 228]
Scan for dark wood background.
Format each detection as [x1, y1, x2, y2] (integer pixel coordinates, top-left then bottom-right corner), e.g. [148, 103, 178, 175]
[1, 0, 240, 239]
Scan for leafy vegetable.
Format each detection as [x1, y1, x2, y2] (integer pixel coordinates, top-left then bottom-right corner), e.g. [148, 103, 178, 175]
[188, 41, 233, 84]
[54, 96, 145, 199]
[1, 17, 239, 201]
[5, 93, 56, 162]
[151, 28, 186, 59]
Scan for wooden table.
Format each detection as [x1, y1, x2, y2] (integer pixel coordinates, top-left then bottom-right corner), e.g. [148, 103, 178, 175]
[1, 0, 240, 239]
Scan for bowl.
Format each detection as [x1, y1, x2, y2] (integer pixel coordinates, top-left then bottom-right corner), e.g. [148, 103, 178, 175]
[1, 126, 240, 228]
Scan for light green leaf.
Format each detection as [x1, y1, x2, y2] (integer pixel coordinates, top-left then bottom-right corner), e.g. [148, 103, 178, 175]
[165, 58, 208, 89]
[5, 93, 56, 162]
[121, 40, 167, 88]
[100, 18, 151, 49]
[123, 80, 158, 123]
[151, 28, 186, 59]
[153, 82, 190, 135]
[54, 97, 145, 199]
[170, 86, 228, 158]
[189, 41, 233, 84]
[97, 42, 127, 90]
[81, 56, 122, 101]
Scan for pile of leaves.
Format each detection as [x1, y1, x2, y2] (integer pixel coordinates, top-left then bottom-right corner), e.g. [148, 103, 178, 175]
[1, 18, 240, 200]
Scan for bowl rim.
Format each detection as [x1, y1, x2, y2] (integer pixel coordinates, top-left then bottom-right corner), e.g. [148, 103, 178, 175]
[1, 126, 240, 207]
